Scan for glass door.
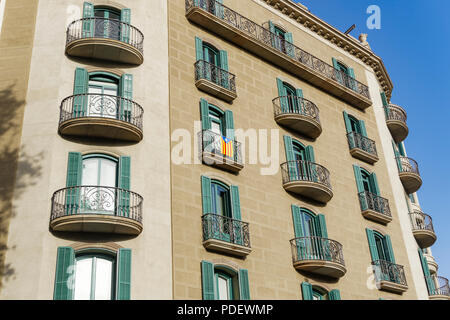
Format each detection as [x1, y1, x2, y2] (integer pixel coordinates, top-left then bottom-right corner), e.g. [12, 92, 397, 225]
[88, 79, 118, 119]
[203, 44, 219, 84]
[94, 9, 121, 40]
[211, 182, 232, 242]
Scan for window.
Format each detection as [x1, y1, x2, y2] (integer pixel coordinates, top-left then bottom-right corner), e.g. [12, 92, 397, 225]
[82, 2, 131, 43]
[343, 111, 368, 137]
[301, 282, 341, 300]
[418, 249, 436, 295]
[276, 78, 303, 114]
[283, 135, 316, 181]
[201, 261, 250, 300]
[195, 37, 229, 88]
[74, 253, 115, 300]
[65, 152, 131, 216]
[353, 165, 380, 196]
[373, 231, 392, 262]
[53, 247, 131, 300]
[332, 58, 356, 90]
[267, 21, 294, 56]
[409, 193, 416, 204]
[366, 228, 395, 264]
[201, 176, 241, 220]
[72, 68, 133, 121]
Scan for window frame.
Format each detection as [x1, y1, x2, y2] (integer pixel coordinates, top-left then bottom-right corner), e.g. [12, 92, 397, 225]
[211, 179, 232, 219]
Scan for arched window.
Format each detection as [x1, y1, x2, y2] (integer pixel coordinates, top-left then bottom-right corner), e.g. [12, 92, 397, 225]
[292, 140, 306, 162]
[211, 179, 232, 219]
[82, 154, 118, 188]
[208, 105, 225, 136]
[301, 282, 341, 300]
[312, 286, 328, 300]
[87, 72, 120, 118]
[74, 251, 116, 300]
[373, 231, 392, 262]
[203, 43, 220, 68]
[214, 268, 237, 300]
[348, 115, 361, 134]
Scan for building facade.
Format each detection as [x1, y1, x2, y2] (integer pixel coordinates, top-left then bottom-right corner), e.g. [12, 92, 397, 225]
[0, 0, 447, 300]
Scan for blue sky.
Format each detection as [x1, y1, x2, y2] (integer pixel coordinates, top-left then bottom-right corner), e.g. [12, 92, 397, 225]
[294, 0, 450, 279]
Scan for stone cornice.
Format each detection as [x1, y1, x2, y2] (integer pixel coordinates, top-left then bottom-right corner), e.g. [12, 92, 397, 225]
[261, 0, 394, 100]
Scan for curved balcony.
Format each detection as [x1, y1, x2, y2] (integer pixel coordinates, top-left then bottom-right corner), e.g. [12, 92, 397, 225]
[200, 130, 243, 173]
[347, 132, 379, 164]
[58, 94, 143, 142]
[281, 160, 333, 203]
[358, 191, 392, 224]
[273, 96, 322, 139]
[195, 60, 236, 102]
[424, 252, 438, 274]
[50, 186, 143, 235]
[66, 18, 144, 65]
[290, 237, 346, 278]
[202, 213, 251, 257]
[396, 156, 422, 193]
[385, 104, 408, 143]
[410, 211, 437, 248]
[372, 260, 408, 293]
[185, 0, 372, 110]
[429, 276, 450, 300]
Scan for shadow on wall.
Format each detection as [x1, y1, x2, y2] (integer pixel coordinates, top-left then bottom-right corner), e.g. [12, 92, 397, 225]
[0, 85, 43, 290]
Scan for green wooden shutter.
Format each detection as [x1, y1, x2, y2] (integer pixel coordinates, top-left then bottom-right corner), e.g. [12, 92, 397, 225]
[82, 2, 94, 38]
[418, 249, 436, 294]
[370, 172, 381, 196]
[66, 152, 82, 215]
[116, 248, 132, 300]
[292, 205, 306, 261]
[201, 260, 215, 300]
[284, 32, 295, 58]
[230, 185, 242, 220]
[283, 135, 297, 179]
[332, 57, 343, 84]
[291, 205, 305, 237]
[120, 8, 131, 43]
[239, 269, 250, 300]
[120, 74, 133, 122]
[348, 68, 357, 91]
[315, 214, 329, 260]
[392, 141, 403, 171]
[397, 142, 406, 157]
[305, 145, 317, 182]
[215, 0, 224, 19]
[342, 111, 352, 133]
[200, 99, 211, 130]
[315, 214, 328, 238]
[53, 247, 75, 300]
[219, 50, 229, 89]
[73, 67, 88, 117]
[359, 120, 368, 138]
[301, 282, 313, 300]
[329, 289, 341, 300]
[305, 146, 315, 163]
[224, 110, 234, 140]
[276, 78, 288, 112]
[384, 235, 395, 263]
[118, 156, 131, 217]
[195, 36, 204, 61]
[380, 92, 390, 118]
[353, 165, 366, 211]
[366, 228, 379, 261]
[201, 176, 212, 214]
[295, 88, 304, 114]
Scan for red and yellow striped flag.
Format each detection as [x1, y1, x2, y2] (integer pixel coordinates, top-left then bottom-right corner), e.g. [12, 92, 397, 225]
[221, 136, 234, 158]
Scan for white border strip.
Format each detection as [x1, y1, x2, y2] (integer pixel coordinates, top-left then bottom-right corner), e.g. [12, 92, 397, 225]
[0, 0, 6, 36]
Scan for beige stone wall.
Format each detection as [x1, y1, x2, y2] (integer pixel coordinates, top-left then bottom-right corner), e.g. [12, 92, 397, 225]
[0, 0, 39, 291]
[169, 0, 418, 300]
[0, 0, 172, 299]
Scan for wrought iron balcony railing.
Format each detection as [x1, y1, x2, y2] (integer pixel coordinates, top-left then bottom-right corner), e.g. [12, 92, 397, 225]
[372, 259, 407, 287]
[59, 94, 144, 130]
[409, 211, 434, 233]
[429, 276, 450, 297]
[290, 236, 345, 266]
[358, 191, 391, 217]
[281, 160, 332, 189]
[195, 60, 236, 92]
[200, 130, 243, 165]
[66, 17, 144, 53]
[385, 104, 407, 123]
[347, 132, 378, 156]
[396, 156, 420, 175]
[272, 95, 320, 123]
[186, 0, 370, 100]
[51, 185, 143, 223]
[202, 213, 250, 248]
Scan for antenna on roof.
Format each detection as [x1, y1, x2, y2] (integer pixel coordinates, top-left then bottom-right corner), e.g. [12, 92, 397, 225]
[344, 24, 356, 35]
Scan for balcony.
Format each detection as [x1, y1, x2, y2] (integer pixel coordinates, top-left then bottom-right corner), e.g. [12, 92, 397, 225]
[372, 260, 408, 294]
[428, 276, 450, 300]
[385, 104, 408, 143]
[195, 60, 237, 102]
[410, 211, 437, 248]
[50, 186, 143, 235]
[185, 0, 372, 109]
[290, 236, 346, 278]
[358, 191, 392, 224]
[396, 156, 422, 194]
[59, 94, 144, 142]
[347, 132, 379, 164]
[281, 160, 333, 203]
[66, 18, 144, 65]
[424, 252, 438, 275]
[202, 213, 251, 257]
[200, 130, 243, 173]
[273, 96, 322, 139]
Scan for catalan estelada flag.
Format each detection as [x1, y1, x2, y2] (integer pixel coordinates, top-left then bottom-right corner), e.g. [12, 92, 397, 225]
[221, 136, 234, 158]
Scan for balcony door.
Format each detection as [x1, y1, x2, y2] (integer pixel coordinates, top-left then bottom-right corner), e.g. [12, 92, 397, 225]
[215, 270, 234, 300]
[203, 44, 220, 84]
[94, 8, 121, 40]
[211, 181, 232, 242]
[293, 142, 308, 180]
[81, 155, 118, 215]
[74, 253, 115, 300]
[88, 74, 119, 119]
[284, 83, 300, 114]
